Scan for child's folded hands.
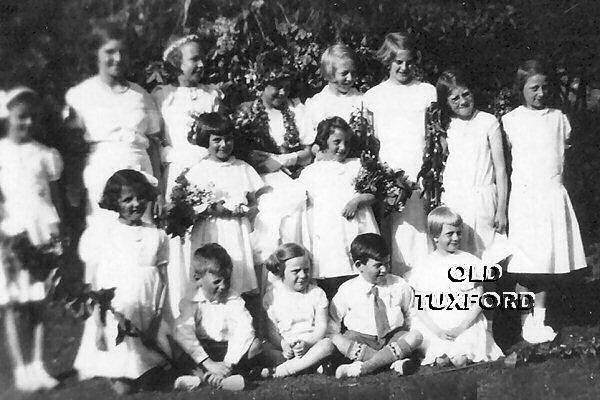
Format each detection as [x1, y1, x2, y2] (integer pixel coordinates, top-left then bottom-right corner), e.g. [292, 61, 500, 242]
[281, 339, 295, 359]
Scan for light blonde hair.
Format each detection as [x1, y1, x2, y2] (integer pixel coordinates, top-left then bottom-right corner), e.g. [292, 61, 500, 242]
[376, 32, 418, 67]
[427, 206, 463, 239]
[320, 44, 356, 82]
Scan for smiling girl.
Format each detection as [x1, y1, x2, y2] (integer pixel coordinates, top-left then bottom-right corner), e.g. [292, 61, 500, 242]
[299, 117, 379, 300]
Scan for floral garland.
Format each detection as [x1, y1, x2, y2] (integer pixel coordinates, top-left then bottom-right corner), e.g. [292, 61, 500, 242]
[348, 103, 379, 159]
[164, 171, 216, 240]
[418, 102, 449, 213]
[0, 232, 63, 283]
[355, 153, 418, 216]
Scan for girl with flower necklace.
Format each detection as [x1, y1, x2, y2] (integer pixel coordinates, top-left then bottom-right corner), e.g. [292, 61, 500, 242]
[234, 64, 313, 290]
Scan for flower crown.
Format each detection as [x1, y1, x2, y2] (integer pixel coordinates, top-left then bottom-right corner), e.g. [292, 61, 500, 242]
[162, 34, 201, 63]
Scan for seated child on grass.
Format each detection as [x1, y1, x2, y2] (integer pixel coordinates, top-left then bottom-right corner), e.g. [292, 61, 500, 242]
[262, 243, 335, 377]
[411, 206, 503, 367]
[329, 233, 423, 378]
[174, 243, 262, 390]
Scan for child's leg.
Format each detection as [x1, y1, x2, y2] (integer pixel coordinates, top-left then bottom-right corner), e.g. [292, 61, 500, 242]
[274, 338, 335, 377]
[30, 302, 59, 389]
[360, 330, 422, 375]
[331, 333, 377, 362]
[3, 306, 31, 390]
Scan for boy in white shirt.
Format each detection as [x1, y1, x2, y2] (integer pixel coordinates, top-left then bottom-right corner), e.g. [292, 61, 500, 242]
[174, 243, 262, 390]
[329, 233, 423, 378]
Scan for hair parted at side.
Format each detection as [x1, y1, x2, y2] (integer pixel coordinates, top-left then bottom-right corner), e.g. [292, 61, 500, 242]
[351, 233, 390, 264]
[192, 243, 233, 279]
[514, 59, 552, 105]
[320, 44, 356, 82]
[98, 169, 157, 212]
[188, 112, 233, 148]
[427, 206, 463, 239]
[376, 32, 418, 66]
[264, 242, 312, 278]
[313, 116, 354, 151]
[436, 68, 474, 123]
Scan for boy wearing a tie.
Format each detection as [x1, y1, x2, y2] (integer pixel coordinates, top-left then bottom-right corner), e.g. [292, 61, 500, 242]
[328, 233, 423, 378]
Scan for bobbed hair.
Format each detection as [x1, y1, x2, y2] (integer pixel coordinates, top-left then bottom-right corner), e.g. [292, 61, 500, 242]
[320, 44, 356, 82]
[351, 233, 390, 264]
[98, 169, 157, 212]
[192, 243, 233, 280]
[427, 206, 463, 239]
[89, 20, 130, 53]
[264, 242, 313, 278]
[188, 112, 234, 148]
[436, 68, 474, 124]
[376, 32, 418, 67]
[514, 59, 552, 105]
[313, 116, 355, 152]
[163, 35, 206, 69]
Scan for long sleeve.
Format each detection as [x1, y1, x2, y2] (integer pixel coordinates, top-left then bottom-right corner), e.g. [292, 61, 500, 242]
[223, 298, 256, 365]
[174, 298, 209, 364]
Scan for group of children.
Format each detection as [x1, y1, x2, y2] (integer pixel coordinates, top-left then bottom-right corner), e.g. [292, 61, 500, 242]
[0, 28, 587, 394]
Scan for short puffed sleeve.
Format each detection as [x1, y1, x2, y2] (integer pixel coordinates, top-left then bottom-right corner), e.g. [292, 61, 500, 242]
[156, 229, 169, 266]
[310, 285, 328, 309]
[42, 146, 64, 182]
[240, 161, 265, 194]
[560, 111, 572, 142]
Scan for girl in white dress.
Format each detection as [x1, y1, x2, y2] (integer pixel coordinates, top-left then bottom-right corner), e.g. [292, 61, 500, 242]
[304, 44, 363, 143]
[436, 69, 511, 263]
[64, 21, 161, 220]
[412, 207, 503, 367]
[262, 243, 334, 377]
[363, 33, 437, 278]
[152, 35, 222, 320]
[0, 87, 63, 391]
[74, 169, 169, 395]
[299, 117, 379, 299]
[503, 60, 586, 344]
[241, 74, 313, 272]
[186, 113, 264, 295]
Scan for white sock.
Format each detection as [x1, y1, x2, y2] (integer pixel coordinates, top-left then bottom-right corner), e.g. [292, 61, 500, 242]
[534, 307, 547, 325]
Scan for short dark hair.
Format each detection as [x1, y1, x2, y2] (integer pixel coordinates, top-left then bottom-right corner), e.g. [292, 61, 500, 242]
[350, 233, 390, 264]
[313, 116, 355, 152]
[264, 242, 312, 278]
[188, 112, 234, 148]
[192, 243, 233, 280]
[89, 20, 130, 53]
[436, 68, 474, 124]
[98, 169, 157, 212]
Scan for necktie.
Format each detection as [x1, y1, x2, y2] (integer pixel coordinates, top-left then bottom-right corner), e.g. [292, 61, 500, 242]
[371, 285, 391, 339]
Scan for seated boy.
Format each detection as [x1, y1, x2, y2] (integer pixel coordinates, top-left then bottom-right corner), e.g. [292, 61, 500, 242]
[329, 233, 423, 378]
[174, 243, 262, 390]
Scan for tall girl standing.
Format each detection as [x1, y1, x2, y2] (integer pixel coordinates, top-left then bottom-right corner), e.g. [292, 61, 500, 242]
[64, 21, 162, 220]
[363, 33, 437, 278]
[502, 60, 586, 344]
[153, 35, 222, 319]
[435, 69, 510, 262]
[304, 44, 363, 142]
[299, 117, 379, 300]
[0, 87, 63, 391]
[74, 170, 169, 395]
[186, 113, 264, 295]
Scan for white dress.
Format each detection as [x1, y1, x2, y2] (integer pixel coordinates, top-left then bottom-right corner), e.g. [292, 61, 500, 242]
[363, 80, 437, 277]
[187, 157, 264, 294]
[74, 219, 170, 379]
[303, 85, 363, 143]
[262, 282, 328, 345]
[65, 76, 160, 215]
[0, 139, 63, 306]
[442, 111, 513, 263]
[412, 251, 503, 365]
[151, 84, 221, 320]
[503, 106, 586, 273]
[252, 99, 311, 264]
[299, 159, 379, 279]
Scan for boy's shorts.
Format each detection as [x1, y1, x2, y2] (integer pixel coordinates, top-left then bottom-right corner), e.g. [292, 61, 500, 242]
[342, 327, 409, 351]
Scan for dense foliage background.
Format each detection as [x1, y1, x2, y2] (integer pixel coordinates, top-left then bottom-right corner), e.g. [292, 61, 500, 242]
[1, 0, 599, 249]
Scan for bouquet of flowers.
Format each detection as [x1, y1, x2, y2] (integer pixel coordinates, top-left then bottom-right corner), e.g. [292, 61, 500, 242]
[165, 171, 216, 240]
[349, 103, 380, 159]
[354, 153, 418, 216]
[418, 102, 448, 213]
[230, 99, 280, 162]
